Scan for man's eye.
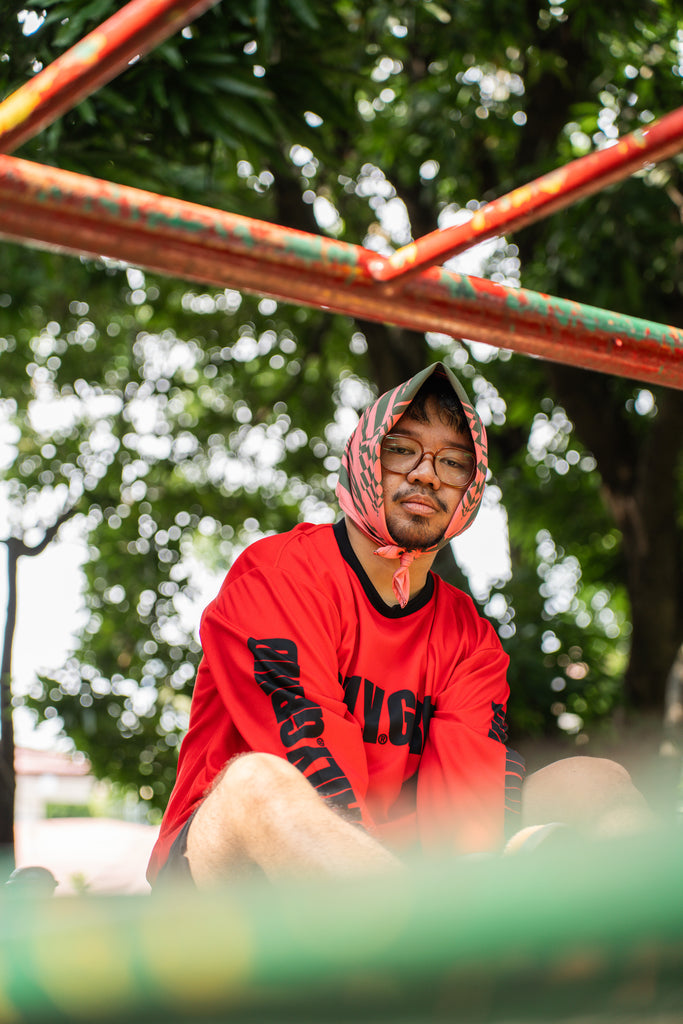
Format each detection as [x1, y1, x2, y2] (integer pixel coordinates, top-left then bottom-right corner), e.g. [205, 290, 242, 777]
[440, 454, 470, 470]
[385, 443, 415, 456]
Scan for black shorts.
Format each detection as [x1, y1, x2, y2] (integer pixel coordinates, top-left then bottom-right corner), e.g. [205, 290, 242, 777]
[154, 812, 196, 888]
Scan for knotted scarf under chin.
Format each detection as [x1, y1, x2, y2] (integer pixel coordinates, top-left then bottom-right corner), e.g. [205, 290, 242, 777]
[373, 544, 424, 608]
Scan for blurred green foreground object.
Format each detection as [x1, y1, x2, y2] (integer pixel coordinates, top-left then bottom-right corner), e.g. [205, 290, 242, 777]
[1, 830, 682, 1024]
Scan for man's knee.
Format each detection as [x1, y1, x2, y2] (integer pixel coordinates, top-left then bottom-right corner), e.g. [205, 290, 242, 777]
[209, 751, 315, 815]
[186, 753, 306, 879]
[522, 755, 650, 832]
[526, 755, 632, 794]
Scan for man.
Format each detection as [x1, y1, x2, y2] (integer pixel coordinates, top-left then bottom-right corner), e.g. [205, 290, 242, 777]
[147, 362, 651, 886]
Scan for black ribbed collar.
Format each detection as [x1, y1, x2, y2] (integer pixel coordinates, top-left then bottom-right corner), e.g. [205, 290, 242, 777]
[333, 519, 435, 618]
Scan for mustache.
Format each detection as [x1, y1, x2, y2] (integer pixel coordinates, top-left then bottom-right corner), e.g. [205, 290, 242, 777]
[391, 486, 448, 514]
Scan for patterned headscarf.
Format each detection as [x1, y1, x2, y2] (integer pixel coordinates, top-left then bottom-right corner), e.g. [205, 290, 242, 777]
[336, 362, 487, 607]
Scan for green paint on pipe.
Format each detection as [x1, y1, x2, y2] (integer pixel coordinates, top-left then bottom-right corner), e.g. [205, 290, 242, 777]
[72, 37, 102, 62]
[282, 233, 328, 264]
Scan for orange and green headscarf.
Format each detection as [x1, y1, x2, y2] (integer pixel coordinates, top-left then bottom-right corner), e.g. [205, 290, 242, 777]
[336, 362, 488, 606]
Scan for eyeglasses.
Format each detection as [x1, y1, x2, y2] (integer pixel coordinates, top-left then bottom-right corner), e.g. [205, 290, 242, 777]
[380, 434, 475, 487]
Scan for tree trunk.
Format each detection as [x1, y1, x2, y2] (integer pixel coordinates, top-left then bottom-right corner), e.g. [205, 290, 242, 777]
[0, 508, 78, 868]
[546, 365, 683, 711]
[361, 321, 430, 395]
[613, 391, 683, 709]
[0, 540, 19, 869]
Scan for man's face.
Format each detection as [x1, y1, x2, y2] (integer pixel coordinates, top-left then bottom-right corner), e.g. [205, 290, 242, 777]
[381, 396, 473, 550]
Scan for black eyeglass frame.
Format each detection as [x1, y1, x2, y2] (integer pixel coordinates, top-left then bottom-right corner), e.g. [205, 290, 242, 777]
[380, 433, 476, 487]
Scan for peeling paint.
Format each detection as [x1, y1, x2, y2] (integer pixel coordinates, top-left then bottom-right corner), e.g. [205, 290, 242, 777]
[389, 242, 417, 269]
[71, 33, 108, 66]
[0, 1, 220, 154]
[370, 104, 683, 282]
[283, 232, 330, 266]
[0, 93, 37, 135]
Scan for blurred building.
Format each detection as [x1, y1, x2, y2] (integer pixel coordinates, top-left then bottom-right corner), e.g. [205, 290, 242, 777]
[15, 746, 95, 822]
[14, 746, 158, 895]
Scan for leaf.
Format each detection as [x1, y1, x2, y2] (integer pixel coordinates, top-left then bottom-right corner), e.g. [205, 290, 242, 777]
[154, 41, 186, 72]
[76, 96, 97, 125]
[168, 92, 191, 137]
[218, 97, 277, 145]
[421, 1, 452, 25]
[196, 108, 241, 149]
[94, 85, 137, 116]
[206, 75, 273, 102]
[254, 0, 270, 35]
[150, 74, 168, 110]
[285, 0, 320, 31]
[185, 53, 239, 68]
[53, 0, 118, 48]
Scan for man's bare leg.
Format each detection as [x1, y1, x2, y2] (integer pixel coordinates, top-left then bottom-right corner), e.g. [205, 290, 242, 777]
[521, 756, 656, 838]
[185, 752, 400, 886]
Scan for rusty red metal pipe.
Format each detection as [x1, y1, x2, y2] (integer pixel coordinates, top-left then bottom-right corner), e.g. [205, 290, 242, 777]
[0, 0, 221, 154]
[1, 154, 682, 390]
[370, 105, 683, 282]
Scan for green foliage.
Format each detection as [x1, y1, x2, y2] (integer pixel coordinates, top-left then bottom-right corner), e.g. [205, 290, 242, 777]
[5, 260, 368, 812]
[2, 0, 683, 815]
[45, 802, 91, 818]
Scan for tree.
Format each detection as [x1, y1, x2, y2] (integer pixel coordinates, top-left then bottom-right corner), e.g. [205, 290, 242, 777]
[1, 0, 681, 833]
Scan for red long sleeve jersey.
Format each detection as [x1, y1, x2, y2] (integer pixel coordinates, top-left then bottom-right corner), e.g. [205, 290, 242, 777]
[147, 521, 523, 882]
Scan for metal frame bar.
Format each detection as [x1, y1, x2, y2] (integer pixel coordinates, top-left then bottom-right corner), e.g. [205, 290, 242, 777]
[2, 834, 683, 1022]
[1, 153, 681, 389]
[0, 0, 220, 154]
[0, 0, 682, 390]
[369, 105, 683, 282]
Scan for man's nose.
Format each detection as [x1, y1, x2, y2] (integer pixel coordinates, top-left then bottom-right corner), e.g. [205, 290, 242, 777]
[406, 452, 440, 487]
